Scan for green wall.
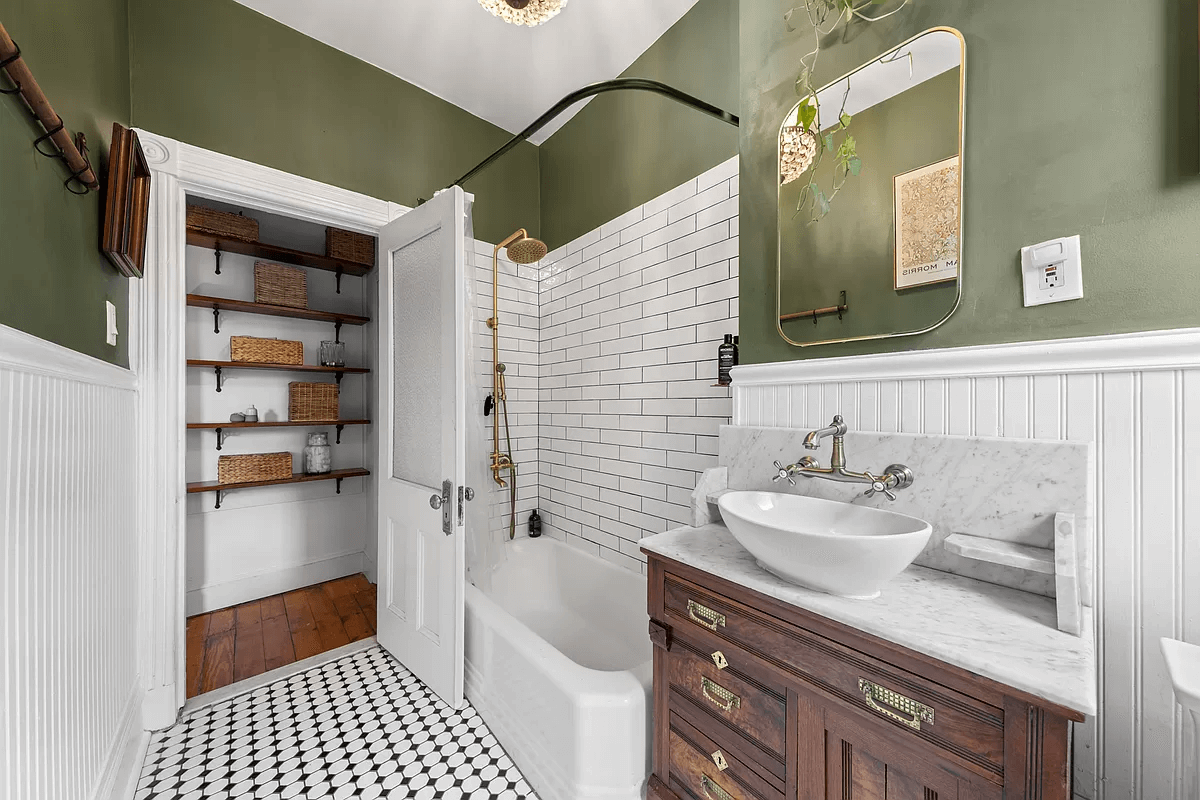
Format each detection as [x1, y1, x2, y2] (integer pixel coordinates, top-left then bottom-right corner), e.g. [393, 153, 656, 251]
[538, 0, 739, 250]
[780, 68, 960, 344]
[0, 0, 132, 366]
[128, 0, 541, 245]
[741, 0, 1200, 364]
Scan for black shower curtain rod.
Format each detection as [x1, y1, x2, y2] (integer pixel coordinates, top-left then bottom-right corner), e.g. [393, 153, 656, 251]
[450, 78, 740, 189]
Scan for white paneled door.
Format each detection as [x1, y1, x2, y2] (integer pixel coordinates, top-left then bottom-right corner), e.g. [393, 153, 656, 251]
[376, 188, 469, 709]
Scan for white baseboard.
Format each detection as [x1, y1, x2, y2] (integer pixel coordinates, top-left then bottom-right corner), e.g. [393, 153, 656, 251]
[185, 551, 365, 615]
[141, 684, 178, 732]
[90, 683, 150, 800]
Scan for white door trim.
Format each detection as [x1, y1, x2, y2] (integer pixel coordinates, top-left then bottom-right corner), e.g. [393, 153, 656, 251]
[134, 130, 406, 730]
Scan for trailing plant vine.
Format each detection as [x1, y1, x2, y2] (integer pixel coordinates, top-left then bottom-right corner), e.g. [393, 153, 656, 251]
[783, 0, 911, 222]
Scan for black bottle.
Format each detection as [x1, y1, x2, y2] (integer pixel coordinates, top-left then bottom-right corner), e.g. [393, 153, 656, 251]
[528, 509, 542, 538]
[718, 334, 738, 386]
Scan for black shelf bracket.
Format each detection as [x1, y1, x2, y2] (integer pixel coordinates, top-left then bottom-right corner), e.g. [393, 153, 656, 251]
[212, 304, 221, 334]
[335, 371, 345, 386]
[215, 428, 228, 451]
[336, 424, 345, 444]
[214, 366, 224, 392]
[336, 477, 344, 494]
[335, 267, 344, 294]
[214, 243, 222, 275]
[334, 320, 343, 344]
[214, 490, 224, 510]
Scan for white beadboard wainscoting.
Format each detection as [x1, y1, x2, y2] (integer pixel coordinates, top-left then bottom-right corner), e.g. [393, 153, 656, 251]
[0, 324, 148, 800]
[730, 327, 1200, 800]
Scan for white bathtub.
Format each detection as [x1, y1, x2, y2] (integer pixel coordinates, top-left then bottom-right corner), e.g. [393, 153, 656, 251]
[465, 537, 653, 800]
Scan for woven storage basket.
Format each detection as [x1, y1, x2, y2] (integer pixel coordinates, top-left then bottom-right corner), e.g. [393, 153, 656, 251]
[325, 227, 376, 268]
[186, 205, 259, 242]
[230, 336, 303, 365]
[254, 262, 308, 309]
[289, 382, 339, 421]
[218, 452, 292, 485]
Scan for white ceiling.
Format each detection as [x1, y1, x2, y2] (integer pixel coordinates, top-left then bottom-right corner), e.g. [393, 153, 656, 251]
[233, 0, 701, 144]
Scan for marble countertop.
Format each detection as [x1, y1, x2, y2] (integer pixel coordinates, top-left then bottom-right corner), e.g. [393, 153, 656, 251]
[641, 523, 1097, 717]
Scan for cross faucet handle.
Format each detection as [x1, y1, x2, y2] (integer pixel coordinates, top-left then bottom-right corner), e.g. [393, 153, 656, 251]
[772, 460, 797, 486]
[862, 472, 897, 501]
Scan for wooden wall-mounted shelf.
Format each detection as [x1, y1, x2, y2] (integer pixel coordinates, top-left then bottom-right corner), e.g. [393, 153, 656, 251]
[186, 359, 369, 392]
[188, 467, 370, 509]
[187, 294, 370, 335]
[187, 419, 371, 449]
[187, 229, 374, 278]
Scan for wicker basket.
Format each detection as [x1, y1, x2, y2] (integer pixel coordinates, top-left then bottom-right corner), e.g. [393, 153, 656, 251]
[218, 452, 293, 485]
[254, 262, 308, 309]
[186, 205, 259, 242]
[325, 227, 376, 268]
[289, 382, 339, 422]
[230, 336, 303, 365]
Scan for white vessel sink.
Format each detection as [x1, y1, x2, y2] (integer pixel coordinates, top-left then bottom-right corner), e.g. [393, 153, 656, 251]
[717, 491, 932, 599]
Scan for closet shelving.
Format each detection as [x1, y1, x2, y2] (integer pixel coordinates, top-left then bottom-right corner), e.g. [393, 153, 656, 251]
[185, 220, 375, 506]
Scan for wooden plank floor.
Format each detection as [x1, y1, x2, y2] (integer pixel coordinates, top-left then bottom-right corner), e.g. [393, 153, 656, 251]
[186, 573, 377, 699]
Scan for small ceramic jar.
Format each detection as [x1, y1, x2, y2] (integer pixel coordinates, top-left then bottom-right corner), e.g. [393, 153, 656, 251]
[304, 432, 332, 475]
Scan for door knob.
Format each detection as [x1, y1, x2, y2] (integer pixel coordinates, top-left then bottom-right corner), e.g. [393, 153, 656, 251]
[429, 494, 443, 510]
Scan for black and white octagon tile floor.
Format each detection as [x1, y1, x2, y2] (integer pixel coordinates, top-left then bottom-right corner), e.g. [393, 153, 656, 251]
[135, 646, 538, 800]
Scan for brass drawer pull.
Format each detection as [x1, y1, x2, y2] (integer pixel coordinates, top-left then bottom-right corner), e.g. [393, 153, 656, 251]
[711, 650, 728, 670]
[688, 599, 726, 631]
[701, 773, 734, 800]
[711, 750, 729, 771]
[700, 676, 741, 713]
[859, 678, 935, 731]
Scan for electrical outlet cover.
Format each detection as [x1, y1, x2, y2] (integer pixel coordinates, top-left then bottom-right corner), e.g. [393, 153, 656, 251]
[1021, 235, 1083, 307]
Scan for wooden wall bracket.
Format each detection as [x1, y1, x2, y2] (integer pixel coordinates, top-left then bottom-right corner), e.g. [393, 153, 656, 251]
[649, 619, 673, 651]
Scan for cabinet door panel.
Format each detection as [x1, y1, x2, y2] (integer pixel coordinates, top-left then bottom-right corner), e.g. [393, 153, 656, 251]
[822, 706, 960, 800]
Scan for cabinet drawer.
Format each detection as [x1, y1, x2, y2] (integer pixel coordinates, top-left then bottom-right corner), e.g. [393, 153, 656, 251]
[668, 638, 787, 761]
[669, 712, 782, 800]
[663, 574, 1006, 782]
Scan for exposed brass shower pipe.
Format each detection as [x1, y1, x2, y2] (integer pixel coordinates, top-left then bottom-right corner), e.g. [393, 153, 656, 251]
[487, 230, 524, 488]
[487, 229, 547, 491]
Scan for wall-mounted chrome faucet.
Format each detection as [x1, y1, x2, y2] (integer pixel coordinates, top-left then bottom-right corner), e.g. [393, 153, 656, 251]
[772, 415, 915, 501]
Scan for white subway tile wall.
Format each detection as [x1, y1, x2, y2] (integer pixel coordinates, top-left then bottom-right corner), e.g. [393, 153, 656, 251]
[472, 156, 738, 573]
[539, 156, 738, 573]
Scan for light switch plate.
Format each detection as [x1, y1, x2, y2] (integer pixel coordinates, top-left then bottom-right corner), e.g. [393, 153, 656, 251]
[1021, 235, 1083, 307]
[105, 301, 118, 346]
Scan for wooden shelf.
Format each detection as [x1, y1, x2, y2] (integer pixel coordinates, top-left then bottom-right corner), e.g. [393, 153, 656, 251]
[189, 467, 370, 508]
[186, 229, 374, 277]
[187, 294, 370, 327]
[187, 360, 369, 374]
[188, 467, 370, 494]
[187, 419, 370, 430]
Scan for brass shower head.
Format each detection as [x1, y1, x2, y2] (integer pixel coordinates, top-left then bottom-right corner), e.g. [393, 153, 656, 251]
[505, 234, 548, 265]
[496, 228, 547, 265]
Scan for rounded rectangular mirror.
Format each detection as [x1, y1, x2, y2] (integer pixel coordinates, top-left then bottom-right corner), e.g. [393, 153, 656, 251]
[777, 27, 965, 347]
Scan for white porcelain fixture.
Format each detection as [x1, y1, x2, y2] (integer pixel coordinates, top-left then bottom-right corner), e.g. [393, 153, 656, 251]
[465, 536, 653, 800]
[1161, 638, 1200, 798]
[717, 491, 932, 599]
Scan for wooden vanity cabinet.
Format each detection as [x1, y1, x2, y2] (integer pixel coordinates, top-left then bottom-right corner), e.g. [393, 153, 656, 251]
[645, 553, 1082, 800]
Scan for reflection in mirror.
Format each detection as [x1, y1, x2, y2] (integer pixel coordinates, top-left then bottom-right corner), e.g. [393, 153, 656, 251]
[777, 27, 965, 347]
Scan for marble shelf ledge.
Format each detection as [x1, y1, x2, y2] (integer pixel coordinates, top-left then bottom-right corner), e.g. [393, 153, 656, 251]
[640, 522, 1097, 718]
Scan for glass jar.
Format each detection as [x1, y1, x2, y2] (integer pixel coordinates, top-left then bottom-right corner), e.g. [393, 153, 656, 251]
[303, 432, 332, 475]
[319, 340, 346, 367]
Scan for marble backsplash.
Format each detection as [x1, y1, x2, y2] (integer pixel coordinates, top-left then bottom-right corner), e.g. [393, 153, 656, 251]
[715, 425, 1094, 603]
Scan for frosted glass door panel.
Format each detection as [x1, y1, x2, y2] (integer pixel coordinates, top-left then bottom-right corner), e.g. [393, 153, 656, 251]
[391, 227, 443, 489]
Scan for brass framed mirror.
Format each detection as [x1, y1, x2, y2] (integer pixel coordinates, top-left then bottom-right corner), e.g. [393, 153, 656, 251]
[776, 27, 966, 347]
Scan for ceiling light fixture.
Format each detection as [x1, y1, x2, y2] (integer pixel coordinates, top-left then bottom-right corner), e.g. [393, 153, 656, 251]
[479, 0, 568, 27]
